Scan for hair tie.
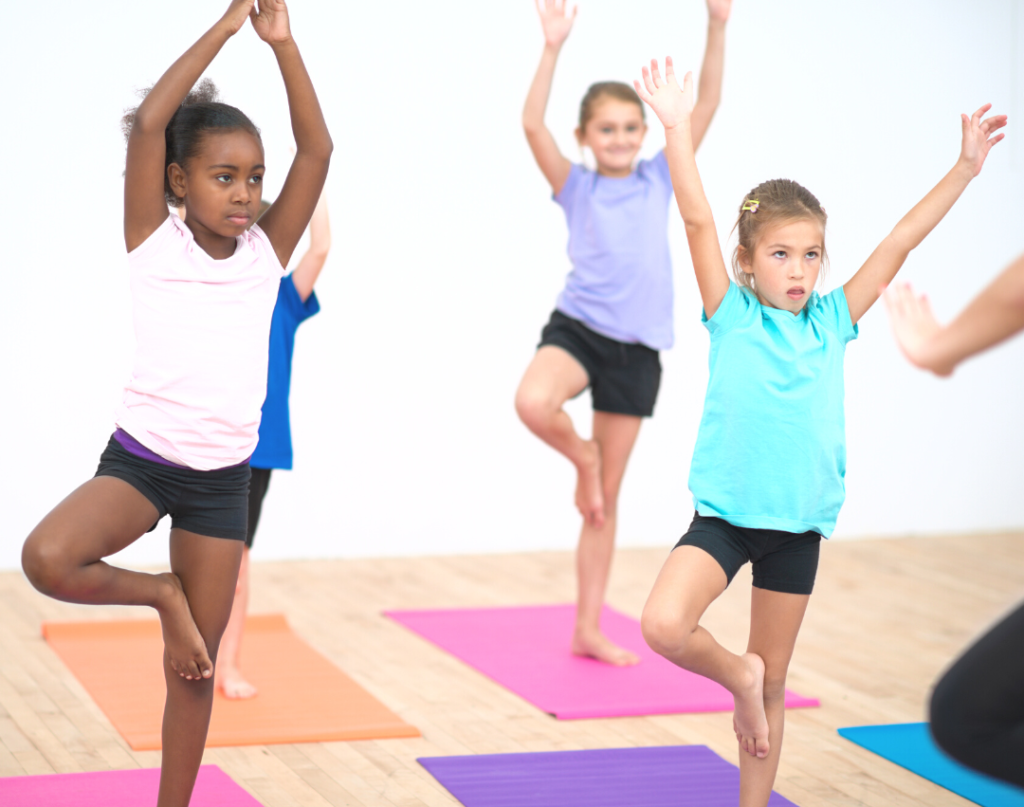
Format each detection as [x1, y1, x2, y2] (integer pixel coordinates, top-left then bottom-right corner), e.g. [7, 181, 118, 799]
[742, 200, 760, 213]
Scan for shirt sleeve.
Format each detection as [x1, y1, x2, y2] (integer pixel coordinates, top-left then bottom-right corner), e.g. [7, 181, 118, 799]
[814, 287, 859, 344]
[247, 223, 287, 278]
[553, 163, 584, 216]
[127, 214, 179, 263]
[702, 282, 749, 335]
[279, 274, 321, 326]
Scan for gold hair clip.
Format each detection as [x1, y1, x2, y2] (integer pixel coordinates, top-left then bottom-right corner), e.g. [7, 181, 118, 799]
[742, 200, 760, 213]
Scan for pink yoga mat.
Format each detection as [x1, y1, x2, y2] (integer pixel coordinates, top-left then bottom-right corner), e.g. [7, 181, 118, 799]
[0, 765, 262, 806]
[386, 604, 819, 719]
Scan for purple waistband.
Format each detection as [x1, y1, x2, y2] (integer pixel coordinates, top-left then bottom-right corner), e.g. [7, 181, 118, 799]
[113, 429, 188, 468]
[112, 429, 251, 471]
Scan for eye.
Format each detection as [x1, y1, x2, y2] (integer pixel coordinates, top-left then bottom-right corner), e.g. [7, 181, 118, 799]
[216, 174, 232, 183]
[806, 251, 819, 260]
[626, 125, 639, 132]
[249, 175, 263, 185]
[773, 250, 786, 259]
[601, 127, 613, 134]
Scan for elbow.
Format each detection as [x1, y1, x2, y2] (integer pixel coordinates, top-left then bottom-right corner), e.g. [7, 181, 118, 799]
[130, 106, 165, 138]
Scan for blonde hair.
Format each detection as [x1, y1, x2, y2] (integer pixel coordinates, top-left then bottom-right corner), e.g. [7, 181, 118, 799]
[731, 179, 828, 294]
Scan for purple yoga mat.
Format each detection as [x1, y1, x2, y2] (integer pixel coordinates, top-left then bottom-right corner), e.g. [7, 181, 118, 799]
[386, 604, 819, 719]
[419, 745, 800, 807]
[0, 765, 262, 806]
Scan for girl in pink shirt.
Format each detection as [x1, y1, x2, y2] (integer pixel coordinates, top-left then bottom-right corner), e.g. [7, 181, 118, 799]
[21, 2, 331, 805]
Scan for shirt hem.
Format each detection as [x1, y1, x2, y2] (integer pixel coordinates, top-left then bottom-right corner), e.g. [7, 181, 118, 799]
[694, 503, 833, 538]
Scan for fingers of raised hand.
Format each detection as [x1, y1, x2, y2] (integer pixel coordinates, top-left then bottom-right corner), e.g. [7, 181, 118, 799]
[649, 59, 664, 88]
[971, 103, 993, 127]
[641, 65, 658, 96]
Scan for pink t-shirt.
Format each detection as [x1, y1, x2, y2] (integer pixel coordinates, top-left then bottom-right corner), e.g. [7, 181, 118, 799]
[115, 214, 285, 471]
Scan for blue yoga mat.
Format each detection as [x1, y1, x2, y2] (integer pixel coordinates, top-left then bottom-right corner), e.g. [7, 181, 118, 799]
[419, 745, 799, 807]
[838, 723, 1024, 807]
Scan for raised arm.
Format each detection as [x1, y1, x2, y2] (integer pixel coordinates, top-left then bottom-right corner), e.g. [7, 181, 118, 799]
[522, 0, 576, 195]
[249, 0, 333, 269]
[636, 57, 730, 317]
[843, 104, 1006, 325]
[290, 188, 330, 303]
[690, 0, 731, 151]
[124, 0, 255, 252]
[885, 253, 1024, 376]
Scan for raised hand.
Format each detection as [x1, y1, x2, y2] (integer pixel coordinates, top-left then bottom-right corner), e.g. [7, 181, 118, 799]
[536, 0, 577, 49]
[884, 283, 950, 374]
[219, 0, 256, 36]
[706, 0, 733, 24]
[959, 104, 1007, 178]
[634, 57, 693, 130]
[250, 0, 292, 46]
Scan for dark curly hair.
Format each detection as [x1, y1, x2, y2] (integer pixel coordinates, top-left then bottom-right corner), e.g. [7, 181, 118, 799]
[122, 79, 262, 207]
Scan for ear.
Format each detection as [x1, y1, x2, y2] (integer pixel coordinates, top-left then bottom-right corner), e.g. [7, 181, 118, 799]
[167, 163, 187, 202]
[574, 126, 584, 147]
[737, 244, 752, 272]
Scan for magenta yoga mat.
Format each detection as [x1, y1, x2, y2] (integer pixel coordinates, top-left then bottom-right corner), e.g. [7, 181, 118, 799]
[386, 604, 819, 719]
[0, 765, 262, 807]
[419, 745, 801, 807]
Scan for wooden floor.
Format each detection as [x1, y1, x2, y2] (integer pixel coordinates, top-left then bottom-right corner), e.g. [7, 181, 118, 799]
[1, 533, 1022, 806]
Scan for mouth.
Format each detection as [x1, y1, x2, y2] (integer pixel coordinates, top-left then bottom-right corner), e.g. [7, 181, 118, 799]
[227, 213, 251, 226]
[787, 286, 806, 300]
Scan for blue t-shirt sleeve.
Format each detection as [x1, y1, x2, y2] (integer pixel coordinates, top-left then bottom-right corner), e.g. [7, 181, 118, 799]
[813, 287, 859, 344]
[280, 273, 321, 326]
[702, 282, 750, 335]
[553, 163, 584, 216]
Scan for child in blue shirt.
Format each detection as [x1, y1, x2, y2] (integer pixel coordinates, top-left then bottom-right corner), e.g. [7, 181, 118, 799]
[635, 57, 1004, 805]
[217, 190, 329, 699]
[515, 0, 732, 667]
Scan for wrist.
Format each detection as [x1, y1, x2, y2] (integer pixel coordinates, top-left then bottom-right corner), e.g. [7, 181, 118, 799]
[270, 35, 297, 53]
[952, 157, 975, 182]
[543, 41, 564, 56]
[708, 18, 727, 31]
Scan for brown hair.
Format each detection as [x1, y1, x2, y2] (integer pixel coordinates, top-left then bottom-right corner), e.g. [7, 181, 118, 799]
[578, 82, 645, 134]
[731, 178, 828, 294]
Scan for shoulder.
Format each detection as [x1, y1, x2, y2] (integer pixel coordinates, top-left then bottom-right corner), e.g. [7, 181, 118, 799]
[554, 162, 589, 205]
[637, 150, 670, 184]
[246, 224, 286, 277]
[703, 282, 755, 334]
[127, 214, 187, 264]
[807, 287, 859, 344]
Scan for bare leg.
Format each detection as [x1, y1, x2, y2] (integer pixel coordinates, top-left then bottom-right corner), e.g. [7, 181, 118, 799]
[215, 546, 257, 699]
[157, 529, 243, 807]
[572, 411, 643, 666]
[641, 546, 771, 758]
[22, 477, 213, 679]
[515, 346, 604, 526]
[737, 588, 810, 807]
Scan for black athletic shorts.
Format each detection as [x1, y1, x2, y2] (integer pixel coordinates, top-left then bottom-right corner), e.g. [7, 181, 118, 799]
[95, 435, 251, 542]
[245, 467, 273, 549]
[538, 309, 662, 418]
[674, 512, 821, 595]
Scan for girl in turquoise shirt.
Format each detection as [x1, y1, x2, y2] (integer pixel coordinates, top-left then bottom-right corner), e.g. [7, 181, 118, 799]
[634, 58, 1004, 806]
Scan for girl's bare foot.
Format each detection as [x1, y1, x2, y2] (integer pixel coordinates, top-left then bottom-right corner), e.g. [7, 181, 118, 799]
[733, 651, 769, 758]
[572, 628, 641, 666]
[156, 573, 213, 681]
[575, 440, 604, 527]
[217, 664, 258, 699]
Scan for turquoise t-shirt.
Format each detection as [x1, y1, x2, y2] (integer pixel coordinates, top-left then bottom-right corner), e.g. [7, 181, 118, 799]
[688, 282, 858, 538]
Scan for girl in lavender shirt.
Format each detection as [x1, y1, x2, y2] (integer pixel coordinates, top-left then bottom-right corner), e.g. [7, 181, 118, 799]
[515, 0, 731, 666]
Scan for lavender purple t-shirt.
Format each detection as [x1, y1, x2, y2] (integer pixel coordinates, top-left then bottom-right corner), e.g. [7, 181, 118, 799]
[553, 151, 675, 350]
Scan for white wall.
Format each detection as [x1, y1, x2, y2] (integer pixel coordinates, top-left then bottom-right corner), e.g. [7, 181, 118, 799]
[2, 0, 1022, 571]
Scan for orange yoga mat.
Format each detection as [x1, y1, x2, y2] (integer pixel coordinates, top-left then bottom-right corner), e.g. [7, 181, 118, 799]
[43, 614, 419, 750]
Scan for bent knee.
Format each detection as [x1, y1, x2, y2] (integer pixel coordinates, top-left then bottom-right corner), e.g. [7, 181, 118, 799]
[641, 609, 695, 658]
[22, 534, 72, 596]
[514, 388, 556, 430]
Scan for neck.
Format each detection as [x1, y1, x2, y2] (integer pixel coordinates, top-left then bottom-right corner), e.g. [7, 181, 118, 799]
[185, 219, 238, 261]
